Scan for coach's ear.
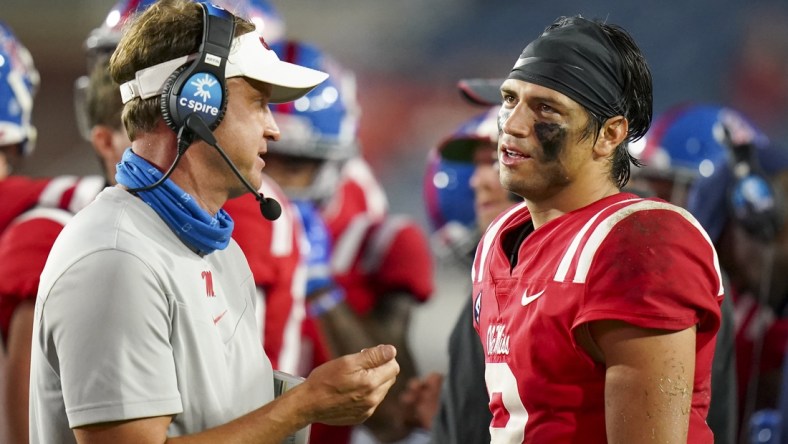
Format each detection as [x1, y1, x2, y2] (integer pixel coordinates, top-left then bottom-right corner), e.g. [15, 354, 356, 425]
[594, 116, 628, 157]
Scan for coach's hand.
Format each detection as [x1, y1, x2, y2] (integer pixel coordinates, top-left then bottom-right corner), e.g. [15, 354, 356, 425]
[300, 344, 399, 426]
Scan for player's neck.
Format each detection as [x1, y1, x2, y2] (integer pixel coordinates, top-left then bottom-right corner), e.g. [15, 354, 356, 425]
[527, 180, 619, 228]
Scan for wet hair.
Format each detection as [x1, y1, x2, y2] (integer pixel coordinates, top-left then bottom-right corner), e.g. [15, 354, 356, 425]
[545, 16, 653, 188]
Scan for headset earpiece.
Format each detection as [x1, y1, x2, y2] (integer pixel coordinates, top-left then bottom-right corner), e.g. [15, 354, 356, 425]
[160, 65, 188, 132]
[159, 3, 234, 134]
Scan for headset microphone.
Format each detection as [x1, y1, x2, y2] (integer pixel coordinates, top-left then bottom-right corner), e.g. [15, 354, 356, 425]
[184, 114, 282, 221]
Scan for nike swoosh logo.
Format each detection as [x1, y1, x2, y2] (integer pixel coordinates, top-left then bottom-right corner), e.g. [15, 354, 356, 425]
[521, 289, 545, 306]
[213, 309, 228, 325]
[512, 56, 584, 71]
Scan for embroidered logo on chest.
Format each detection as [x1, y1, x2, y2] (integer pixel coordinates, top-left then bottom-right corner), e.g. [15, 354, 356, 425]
[201, 270, 216, 297]
[486, 323, 510, 356]
[201, 269, 229, 326]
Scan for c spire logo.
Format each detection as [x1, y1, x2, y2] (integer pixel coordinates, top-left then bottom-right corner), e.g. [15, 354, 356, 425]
[191, 75, 216, 101]
[177, 72, 223, 124]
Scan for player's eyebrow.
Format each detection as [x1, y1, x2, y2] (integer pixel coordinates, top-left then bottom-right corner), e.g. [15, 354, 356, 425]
[500, 85, 514, 100]
[501, 85, 569, 110]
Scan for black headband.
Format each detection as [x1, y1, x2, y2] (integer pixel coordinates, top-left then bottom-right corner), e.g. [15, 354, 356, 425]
[508, 17, 625, 119]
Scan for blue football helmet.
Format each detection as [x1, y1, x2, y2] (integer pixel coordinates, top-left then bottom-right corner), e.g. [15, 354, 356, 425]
[439, 106, 499, 163]
[632, 103, 769, 204]
[0, 21, 39, 155]
[84, 0, 285, 58]
[266, 40, 360, 202]
[268, 40, 360, 162]
[423, 149, 476, 232]
[636, 103, 768, 181]
[423, 106, 499, 232]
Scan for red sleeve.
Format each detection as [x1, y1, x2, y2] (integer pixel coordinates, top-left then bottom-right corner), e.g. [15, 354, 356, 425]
[0, 212, 68, 342]
[0, 176, 49, 232]
[576, 208, 722, 334]
[336, 216, 434, 315]
[0, 175, 105, 234]
[369, 217, 434, 303]
[224, 188, 304, 372]
[226, 194, 283, 287]
[322, 158, 388, 240]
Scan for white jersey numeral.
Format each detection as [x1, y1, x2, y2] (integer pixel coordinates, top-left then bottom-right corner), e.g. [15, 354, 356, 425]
[485, 362, 528, 443]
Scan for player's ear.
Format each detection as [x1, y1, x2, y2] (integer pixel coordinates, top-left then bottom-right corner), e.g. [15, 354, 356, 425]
[90, 125, 116, 159]
[594, 116, 628, 157]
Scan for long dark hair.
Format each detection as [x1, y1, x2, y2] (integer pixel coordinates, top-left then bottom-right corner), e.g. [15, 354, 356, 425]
[547, 17, 653, 188]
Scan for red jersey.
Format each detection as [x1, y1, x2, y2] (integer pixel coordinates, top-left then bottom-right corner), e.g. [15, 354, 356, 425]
[472, 193, 723, 443]
[223, 175, 305, 374]
[0, 175, 106, 342]
[332, 214, 433, 315]
[731, 289, 788, 425]
[301, 213, 434, 366]
[0, 175, 105, 233]
[321, 157, 388, 240]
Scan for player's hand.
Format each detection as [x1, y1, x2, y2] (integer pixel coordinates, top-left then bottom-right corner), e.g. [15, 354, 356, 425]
[300, 344, 400, 426]
[399, 373, 443, 430]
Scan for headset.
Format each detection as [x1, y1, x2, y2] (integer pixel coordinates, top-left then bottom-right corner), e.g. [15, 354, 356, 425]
[721, 125, 783, 243]
[127, 3, 281, 220]
[161, 2, 232, 135]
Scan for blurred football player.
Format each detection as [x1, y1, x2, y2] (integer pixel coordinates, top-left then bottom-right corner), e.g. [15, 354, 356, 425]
[630, 103, 771, 444]
[685, 124, 788, 440]
[0, 21, 109, 444]
[630, 103, 769, 206]
[262, 39, 433, 444]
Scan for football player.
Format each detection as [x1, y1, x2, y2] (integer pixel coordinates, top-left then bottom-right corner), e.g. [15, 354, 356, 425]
[471, 17, 721, 442]
[684, 120, 788, 440]
[0, 22, 106, 444]
[262, 39, 434, 444]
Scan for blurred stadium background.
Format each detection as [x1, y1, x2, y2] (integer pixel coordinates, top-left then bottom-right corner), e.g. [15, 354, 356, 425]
[3, 0, 787, 228]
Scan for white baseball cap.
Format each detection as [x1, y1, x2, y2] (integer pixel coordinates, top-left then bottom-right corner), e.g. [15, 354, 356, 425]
[120, 31, 328, 105]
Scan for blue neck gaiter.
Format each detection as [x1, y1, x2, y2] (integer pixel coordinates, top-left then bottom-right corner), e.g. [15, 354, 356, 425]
[115, 148, 234, 255]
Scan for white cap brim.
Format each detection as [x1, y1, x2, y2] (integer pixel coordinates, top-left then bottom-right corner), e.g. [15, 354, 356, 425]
[120, 31, 328, 105]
